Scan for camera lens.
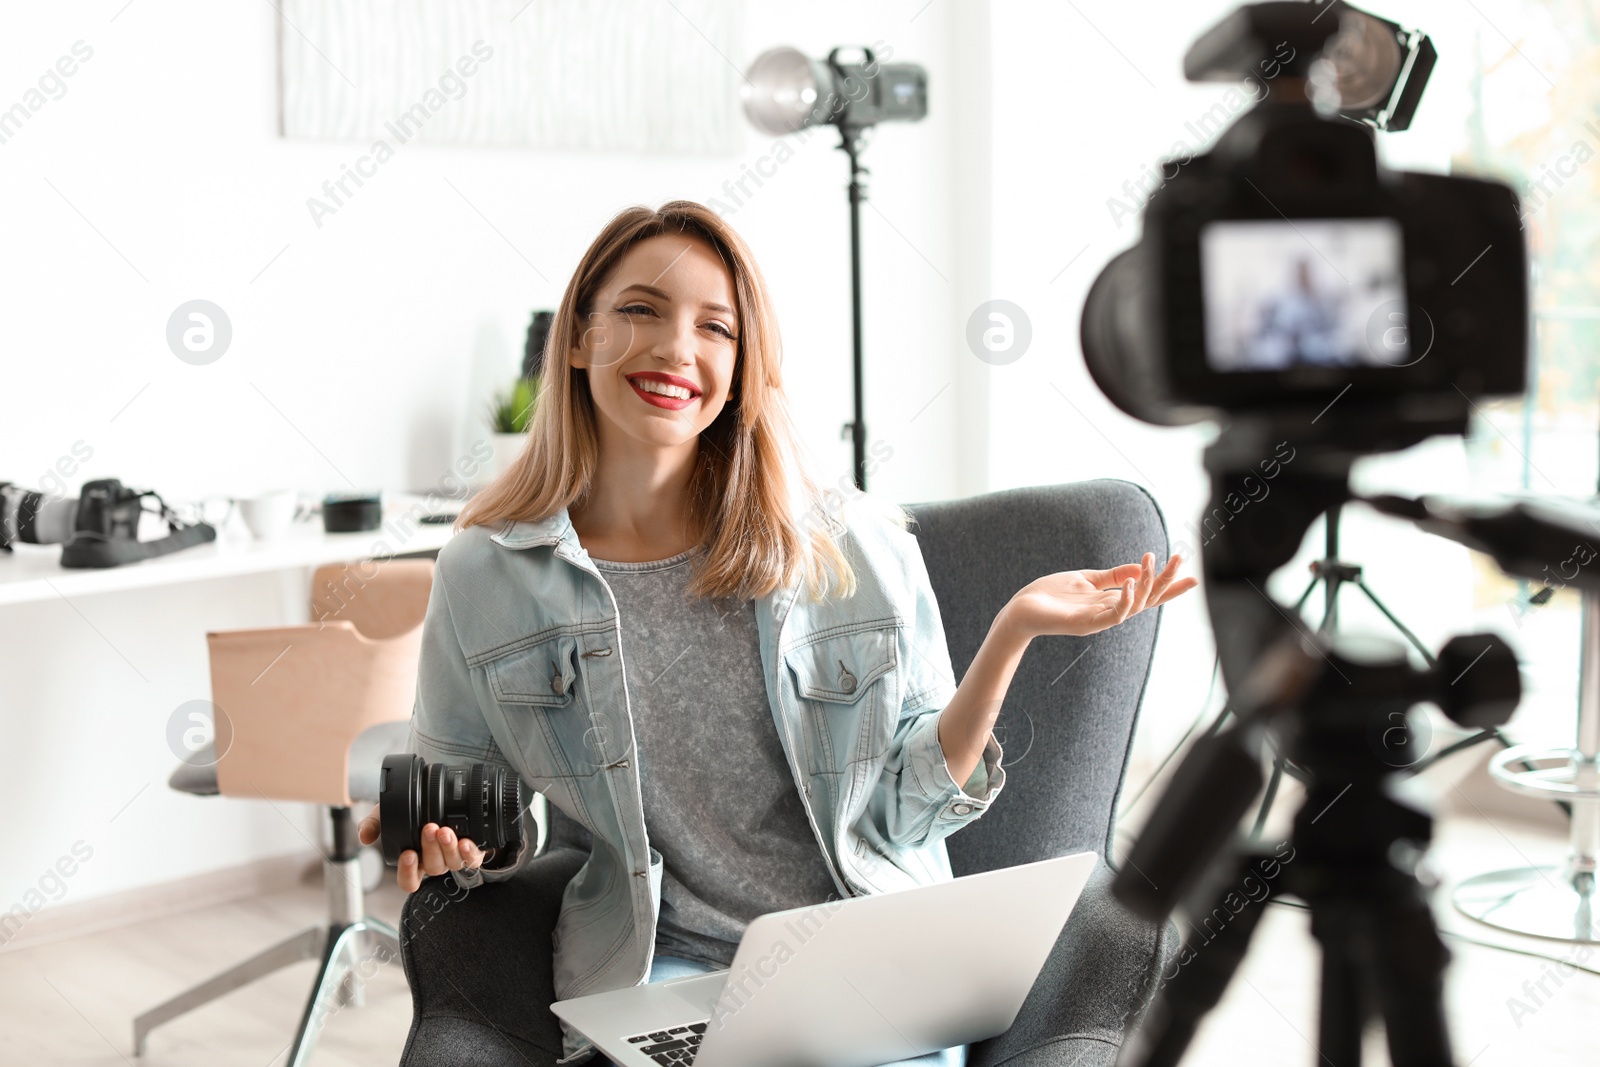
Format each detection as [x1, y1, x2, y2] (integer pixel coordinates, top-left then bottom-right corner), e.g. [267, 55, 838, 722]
[377, 753, 525, 867]
[1080, 246, 1198, 427]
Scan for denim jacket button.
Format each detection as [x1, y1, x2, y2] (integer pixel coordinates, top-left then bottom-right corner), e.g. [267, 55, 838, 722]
[838, 660, 856, 693]
[952, 803, 973, 816]
[551, 671, 567, 696]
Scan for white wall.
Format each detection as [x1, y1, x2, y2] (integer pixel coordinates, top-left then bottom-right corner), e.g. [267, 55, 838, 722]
[0, 0, 966, 910]
[3, 0, 1579, 917]
[2, 1, 965, 507]
[980, 0, 1587, 800]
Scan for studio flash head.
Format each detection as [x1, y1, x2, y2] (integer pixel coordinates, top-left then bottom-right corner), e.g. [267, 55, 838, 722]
[741, 45, 927, 136]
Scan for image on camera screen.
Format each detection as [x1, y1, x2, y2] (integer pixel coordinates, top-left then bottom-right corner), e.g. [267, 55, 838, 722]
[1200, 218, 1409, 372]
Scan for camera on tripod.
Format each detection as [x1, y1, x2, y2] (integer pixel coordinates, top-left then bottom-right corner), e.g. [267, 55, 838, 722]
[1082, 1, 1525, 428]
[1074, 4, 1547, 1065]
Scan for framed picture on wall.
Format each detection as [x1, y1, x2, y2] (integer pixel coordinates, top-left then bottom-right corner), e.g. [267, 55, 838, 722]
[276, 0, 744, 155]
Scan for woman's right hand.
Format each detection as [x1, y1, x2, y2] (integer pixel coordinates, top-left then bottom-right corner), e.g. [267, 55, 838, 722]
[357, 803, 485, 893]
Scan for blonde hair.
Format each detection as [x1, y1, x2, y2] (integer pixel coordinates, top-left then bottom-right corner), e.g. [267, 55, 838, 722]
[458, 200, 909, 602]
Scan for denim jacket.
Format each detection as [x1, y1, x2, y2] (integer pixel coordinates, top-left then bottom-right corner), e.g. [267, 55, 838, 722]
[405, 499, 1007, 1063]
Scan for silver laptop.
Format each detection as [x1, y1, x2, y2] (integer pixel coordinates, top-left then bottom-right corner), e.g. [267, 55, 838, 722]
[551, 851, 1098, 1067]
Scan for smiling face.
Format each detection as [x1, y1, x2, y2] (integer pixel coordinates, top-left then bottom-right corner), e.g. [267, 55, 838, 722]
[569, 233, 741, 455]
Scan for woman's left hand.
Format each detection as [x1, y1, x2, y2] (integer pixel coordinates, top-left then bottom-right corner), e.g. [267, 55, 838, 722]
[1001, 552, 1197, 641]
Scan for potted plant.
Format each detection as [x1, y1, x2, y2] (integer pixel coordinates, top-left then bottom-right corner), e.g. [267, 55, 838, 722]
[486, 311, 553, 477]
[488, 376, 538, 476]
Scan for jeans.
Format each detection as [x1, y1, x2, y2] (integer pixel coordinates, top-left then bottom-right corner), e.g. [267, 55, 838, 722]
[602, 954, 968, 1067]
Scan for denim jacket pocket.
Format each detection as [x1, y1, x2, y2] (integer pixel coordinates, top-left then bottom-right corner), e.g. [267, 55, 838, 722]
[784, 623, 900, 788]
[482, 633, 586, 783]
[785, 624, 898, 704]
[846, 829, 922, 894]
[487, 633, 580, 707]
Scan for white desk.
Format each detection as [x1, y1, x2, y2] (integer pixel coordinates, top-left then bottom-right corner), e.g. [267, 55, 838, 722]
[0, 495, 455, 607]
[0, 493, 463, 923]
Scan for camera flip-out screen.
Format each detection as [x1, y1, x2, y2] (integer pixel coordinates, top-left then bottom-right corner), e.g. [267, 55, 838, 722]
[1200, 217, 1409, 372]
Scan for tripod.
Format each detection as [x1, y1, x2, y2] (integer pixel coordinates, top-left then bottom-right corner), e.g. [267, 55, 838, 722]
[1119, 632, 1497, 1066]
[1114, 411, 1521, 1067]
[1257, 504, 1435, 830]
[1291, 503, 1435, 660]
[1243, 502, 1538, 840]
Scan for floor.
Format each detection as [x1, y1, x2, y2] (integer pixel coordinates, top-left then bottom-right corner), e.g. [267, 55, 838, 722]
[0, 877, 410, 1067]
[0, 816, 1591, 1066]
[1180, 814, 1596, 1067]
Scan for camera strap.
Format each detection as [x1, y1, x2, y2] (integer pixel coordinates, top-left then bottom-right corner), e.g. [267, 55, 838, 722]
[60, 485, 217, 569]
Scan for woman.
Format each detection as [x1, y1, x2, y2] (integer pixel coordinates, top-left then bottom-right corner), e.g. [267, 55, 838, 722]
[358, 201, 1194, 1066]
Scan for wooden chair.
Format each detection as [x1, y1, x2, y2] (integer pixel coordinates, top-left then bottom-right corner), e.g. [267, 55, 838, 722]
[135, 558, 434, 1067]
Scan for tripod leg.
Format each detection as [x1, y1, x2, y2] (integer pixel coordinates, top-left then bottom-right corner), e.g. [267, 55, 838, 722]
[1354, 578, 1437, 668]
[1117, 855, 1273, 1067]
[1293, 572, 1321, 614]
[1309, 910, 1369, 1067]
[1250, 757, 1285, 841]
[1371, 895, 1454, 1067]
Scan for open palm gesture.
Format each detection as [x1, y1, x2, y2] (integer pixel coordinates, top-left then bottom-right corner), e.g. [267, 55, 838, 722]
[1004, 552, 1197, 640]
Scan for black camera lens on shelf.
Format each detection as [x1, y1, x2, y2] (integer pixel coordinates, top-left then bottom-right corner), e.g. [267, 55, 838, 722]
[377, 753, 525, 867]
[322, 491, 383, 533]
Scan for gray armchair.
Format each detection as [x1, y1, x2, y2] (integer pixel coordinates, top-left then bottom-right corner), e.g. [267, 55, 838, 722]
[397, 480, 1179, 1066]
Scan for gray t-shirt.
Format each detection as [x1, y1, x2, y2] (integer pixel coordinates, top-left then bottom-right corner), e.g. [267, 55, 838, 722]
[591, 547, 842, 969]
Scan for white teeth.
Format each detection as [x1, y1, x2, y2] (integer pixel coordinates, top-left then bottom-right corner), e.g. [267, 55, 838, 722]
[632, 378, 694, 400]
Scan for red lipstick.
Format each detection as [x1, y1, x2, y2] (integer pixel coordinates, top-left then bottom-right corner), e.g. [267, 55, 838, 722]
[624, 374, 700, 412]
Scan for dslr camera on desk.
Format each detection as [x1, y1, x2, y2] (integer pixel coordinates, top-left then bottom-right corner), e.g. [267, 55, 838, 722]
[1080, 3, 1600, 1065]
[0, 477, 215, 567]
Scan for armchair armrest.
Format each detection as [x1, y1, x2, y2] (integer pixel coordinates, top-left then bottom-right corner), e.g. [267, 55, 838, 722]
[398, 847, 587, 1067]
[969, 860, 1179, 1067]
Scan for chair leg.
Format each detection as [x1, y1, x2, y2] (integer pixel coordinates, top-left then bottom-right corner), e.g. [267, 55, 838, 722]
[327, 916, 401, 1009]
[284, 919, 398, 1067]
[325, 811, 366, 1011]
[334, 938, 364, 1010]
[133, 926, 323, 1055]
[363, 918, 401, 962]
[133, 809, 402, 1059]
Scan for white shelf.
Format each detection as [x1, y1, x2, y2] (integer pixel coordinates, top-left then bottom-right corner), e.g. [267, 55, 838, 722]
[0, 496, 455, 607]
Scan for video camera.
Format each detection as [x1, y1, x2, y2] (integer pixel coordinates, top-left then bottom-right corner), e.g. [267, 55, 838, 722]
[1073, 4, 1560, 1065]
[1082, 1, 1526, 428]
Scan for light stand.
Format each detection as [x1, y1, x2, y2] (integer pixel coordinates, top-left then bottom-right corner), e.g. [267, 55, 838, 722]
[840, 123, 869, 492]
[740, 45, 928, 492]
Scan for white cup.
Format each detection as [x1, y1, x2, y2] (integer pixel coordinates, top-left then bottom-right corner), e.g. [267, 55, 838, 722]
[238, 489, 299, 541]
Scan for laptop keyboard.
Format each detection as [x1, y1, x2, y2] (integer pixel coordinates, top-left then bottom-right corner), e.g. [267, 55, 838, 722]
[625, 1022, 707, 1065]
